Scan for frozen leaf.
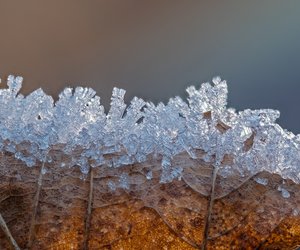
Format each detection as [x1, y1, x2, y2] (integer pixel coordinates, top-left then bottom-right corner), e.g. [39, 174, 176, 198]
[0, 76, 299, 249]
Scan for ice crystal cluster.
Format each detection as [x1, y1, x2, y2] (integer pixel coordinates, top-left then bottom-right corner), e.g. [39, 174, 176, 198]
[0, 75, 299, 184]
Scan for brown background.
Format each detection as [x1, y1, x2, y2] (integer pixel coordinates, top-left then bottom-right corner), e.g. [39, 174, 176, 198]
[0, 1, 300, 132]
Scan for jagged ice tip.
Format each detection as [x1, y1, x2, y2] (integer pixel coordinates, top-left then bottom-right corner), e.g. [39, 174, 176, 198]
[0, 75, 299, 184]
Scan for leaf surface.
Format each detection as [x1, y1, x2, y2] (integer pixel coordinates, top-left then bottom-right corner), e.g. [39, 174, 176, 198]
[1, 151, 300, 250]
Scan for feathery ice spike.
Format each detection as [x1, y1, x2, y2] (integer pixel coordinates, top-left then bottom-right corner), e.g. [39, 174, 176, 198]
[0, 75, 299, 185]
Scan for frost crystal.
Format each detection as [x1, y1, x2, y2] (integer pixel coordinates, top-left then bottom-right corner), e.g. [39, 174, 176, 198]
[254, 177, 268, 186]
[0, 75, 299, 185]
[7, 75, 23, 93]
[278, 186, 290, 198]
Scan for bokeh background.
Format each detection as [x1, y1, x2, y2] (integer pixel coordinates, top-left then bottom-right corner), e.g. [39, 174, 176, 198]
[0, 1, 300, 132]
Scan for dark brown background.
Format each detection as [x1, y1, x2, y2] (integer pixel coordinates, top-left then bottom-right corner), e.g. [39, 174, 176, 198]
[0, 1, 300, 132]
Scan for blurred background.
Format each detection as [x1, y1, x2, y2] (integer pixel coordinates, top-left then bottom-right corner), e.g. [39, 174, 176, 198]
[0, 1, 300, 132]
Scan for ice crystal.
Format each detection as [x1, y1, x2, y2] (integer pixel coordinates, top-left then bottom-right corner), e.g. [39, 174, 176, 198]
[293, 208, 300, 216]
[0, 75, 299, 185]
[254, 177, 269, 186]
[278, 186, 291, 198]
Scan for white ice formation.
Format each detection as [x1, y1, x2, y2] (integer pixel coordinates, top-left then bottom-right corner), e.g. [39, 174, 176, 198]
[0, 75, 299, 183]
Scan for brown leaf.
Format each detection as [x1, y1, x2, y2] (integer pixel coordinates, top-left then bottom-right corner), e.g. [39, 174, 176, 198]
[1, 151, 300, 249]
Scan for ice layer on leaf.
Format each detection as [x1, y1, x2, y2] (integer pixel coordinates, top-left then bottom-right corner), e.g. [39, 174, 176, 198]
[0, 74, 299, 185]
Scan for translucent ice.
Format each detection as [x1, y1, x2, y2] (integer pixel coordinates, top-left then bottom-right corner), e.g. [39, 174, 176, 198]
[7, 75, 23, 94]
[254, 177, 269, 186]
[278, 186, 291, 198]
[0, 75, 299, 185]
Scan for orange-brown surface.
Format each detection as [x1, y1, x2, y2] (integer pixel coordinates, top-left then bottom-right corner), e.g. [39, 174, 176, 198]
[0, 151, 300, 249]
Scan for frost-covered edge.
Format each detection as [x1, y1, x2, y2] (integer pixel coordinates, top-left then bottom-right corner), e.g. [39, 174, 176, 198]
[0, 75, 299, 184]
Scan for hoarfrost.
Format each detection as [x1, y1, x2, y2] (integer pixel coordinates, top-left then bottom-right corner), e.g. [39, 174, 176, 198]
[278, 186, 291, 198]
[292, 208, 300, 216]
[0, 75, 299, 184]
[254, 177, 269, 186]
